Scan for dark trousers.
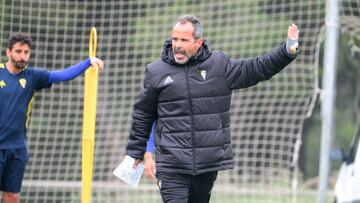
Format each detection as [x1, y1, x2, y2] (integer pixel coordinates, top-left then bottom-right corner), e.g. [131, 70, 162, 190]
[156, 171, 218, 203]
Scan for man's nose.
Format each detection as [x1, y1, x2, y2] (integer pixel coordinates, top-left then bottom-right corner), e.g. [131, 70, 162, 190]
[174, 41, 184, 48]
[20, 53, 28, 60]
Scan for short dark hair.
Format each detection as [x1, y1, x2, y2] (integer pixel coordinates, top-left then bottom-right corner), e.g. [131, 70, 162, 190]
[8, 32, 32, 50]
[176, 15, 203, 39]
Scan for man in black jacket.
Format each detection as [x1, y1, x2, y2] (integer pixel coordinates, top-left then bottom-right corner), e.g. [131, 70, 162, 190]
[126, 14, 299, 203]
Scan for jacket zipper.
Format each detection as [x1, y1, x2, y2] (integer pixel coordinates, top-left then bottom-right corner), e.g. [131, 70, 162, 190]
[185, 66, 196, 175]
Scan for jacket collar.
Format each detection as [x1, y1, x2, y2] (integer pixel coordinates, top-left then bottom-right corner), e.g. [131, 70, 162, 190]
[161, 38, 211, 66]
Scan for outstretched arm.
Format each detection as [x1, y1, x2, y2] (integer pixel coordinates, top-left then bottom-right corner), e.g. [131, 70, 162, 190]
[48, 57, 104, 83]
[225, 24, 299, 89]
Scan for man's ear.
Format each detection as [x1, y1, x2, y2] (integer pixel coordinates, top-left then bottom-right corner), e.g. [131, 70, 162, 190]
[5, 48, 10, 57]
[195, 38, 203, 49]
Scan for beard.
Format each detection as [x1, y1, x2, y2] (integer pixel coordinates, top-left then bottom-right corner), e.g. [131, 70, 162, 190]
[11, 58, 28, 70]
[173, 47, 191, 64]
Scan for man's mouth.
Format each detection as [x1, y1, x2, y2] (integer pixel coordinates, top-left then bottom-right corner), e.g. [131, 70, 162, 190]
[175, 52, 185, 58]
[174, 49, 186, 58]
[14, 61, 27, 69]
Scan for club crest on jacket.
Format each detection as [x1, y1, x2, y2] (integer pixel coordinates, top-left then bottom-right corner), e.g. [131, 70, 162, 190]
[199, 69, 207, 80]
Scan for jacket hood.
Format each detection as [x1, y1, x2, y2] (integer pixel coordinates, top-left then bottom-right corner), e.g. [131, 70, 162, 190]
[160, 38, 211, 66]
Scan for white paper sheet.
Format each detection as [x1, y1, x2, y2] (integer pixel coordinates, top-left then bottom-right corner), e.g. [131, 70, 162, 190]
[113, 155, 144, 188]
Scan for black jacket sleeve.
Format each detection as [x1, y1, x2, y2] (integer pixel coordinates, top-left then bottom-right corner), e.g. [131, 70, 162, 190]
[125, 67, 158, 160]
[225, 43, 297, 89]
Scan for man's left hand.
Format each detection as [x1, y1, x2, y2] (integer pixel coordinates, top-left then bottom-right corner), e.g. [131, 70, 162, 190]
[90, 57, 104, 70]
[288, 24, 299, 40]
[287, 24, 299, 54]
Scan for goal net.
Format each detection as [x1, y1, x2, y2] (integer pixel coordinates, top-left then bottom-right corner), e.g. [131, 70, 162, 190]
[0, 0, 358, 202]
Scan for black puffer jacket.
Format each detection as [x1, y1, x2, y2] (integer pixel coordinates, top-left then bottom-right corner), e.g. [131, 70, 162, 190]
[126, 39, 297, 175]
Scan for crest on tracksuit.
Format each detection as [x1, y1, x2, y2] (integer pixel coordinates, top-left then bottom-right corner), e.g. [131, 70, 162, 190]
[199, 69, 207, 80]
[19, 78, 26, 88]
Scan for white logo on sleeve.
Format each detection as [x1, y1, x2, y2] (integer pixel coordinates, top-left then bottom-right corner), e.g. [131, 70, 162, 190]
[164, 76, 173, 85]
